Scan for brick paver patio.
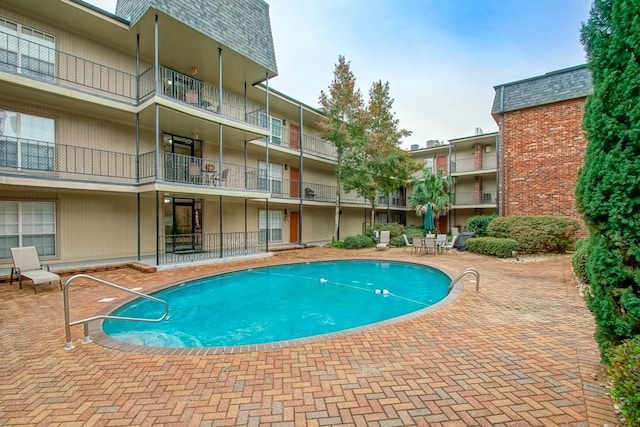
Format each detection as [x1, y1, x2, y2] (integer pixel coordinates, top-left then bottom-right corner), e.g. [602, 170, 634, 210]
[0, 248, 617, 426]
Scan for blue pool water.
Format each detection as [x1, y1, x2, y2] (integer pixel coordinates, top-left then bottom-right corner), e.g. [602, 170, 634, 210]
[102, 260, 451, 347]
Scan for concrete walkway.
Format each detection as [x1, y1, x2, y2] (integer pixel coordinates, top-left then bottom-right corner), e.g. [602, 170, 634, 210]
[0, 248, 617, 426]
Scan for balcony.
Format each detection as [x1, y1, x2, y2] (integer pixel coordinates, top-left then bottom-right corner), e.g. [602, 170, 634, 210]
[161, 152, 263, 191]
[145, 66, 268, 128]
[452, 191, 497, 206]
[302, 134, 337, 160]
[450, 156, 497, 174]
[159, 231, 265, 265]
[0, 137, 140, 184]
[0, 30, 137, 101]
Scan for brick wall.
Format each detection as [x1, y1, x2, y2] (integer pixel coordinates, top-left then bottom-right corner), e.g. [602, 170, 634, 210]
[499, 97, 587, 222]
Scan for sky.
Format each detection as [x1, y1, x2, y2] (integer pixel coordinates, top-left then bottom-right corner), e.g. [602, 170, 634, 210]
[84, 0, 592, 148]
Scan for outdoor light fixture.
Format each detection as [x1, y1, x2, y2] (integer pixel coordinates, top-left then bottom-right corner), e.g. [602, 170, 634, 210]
[191, 66, 198, 75]
[284, 164, 288, 170]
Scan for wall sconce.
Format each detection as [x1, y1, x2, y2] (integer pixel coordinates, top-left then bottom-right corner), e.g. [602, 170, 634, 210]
[282, 119, 286, 126]
[283, 208, 289, 221]
[191, 66, 198, 75]
[284, 164, 289, 170]
[192, 132, 199, 140]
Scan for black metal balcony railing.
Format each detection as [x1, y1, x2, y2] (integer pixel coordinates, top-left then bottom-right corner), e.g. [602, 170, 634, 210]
[159, 231, 265, 264]
[155, 66, 267, 128]
[0, 30, 137, 100]
[161, 152, 261, 190]
[451, 156, 497, 173]
[453, 191, 497, 206]
[0, 137, 139, 183]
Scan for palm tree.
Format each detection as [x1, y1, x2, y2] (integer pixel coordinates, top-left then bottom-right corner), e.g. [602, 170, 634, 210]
[408, 167, 455, 233]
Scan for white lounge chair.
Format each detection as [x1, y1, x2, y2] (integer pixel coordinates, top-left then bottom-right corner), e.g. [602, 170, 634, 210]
[440, 235, 459, 255]
[376, 230, 390, 251]
[10, 246, 61, 294]
[402, 234, 413, 252]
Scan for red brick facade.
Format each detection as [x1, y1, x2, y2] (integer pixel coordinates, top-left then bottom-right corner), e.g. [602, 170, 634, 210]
[499, 98, 587, 222]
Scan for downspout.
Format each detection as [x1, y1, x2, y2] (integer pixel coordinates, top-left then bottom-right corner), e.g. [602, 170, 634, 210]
[298, 104, 304, 244]
[498, 85, 506, 216]
[265, 71, 270, 192]
[448, 142, 452, 231]
[218, 48, 223, 173]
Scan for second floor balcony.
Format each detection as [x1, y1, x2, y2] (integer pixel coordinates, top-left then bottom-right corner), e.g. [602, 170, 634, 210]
[450, 156, 497, 174]
[452, 191, 497, 206]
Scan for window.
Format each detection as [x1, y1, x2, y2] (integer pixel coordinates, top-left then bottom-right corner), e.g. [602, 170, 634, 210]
[424, 157, 434, 172]
[0, 17, 55, 81]
[0, 201, 56, 259]
[258, 161, 283, 194]
[0, 109, 55, 171]
[270, 117, 282, 145]
[259, 210, 282, 242]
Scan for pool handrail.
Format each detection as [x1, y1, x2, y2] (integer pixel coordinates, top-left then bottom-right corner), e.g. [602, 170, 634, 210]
[449, 268, 480, 293]
[63, 274, 169, 350]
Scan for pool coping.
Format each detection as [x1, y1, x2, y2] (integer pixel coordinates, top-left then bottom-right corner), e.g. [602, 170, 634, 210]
[88, 259, 463, 355]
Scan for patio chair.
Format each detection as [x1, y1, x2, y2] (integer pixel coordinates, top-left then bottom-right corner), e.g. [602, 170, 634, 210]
[411, 237, 424, 255]
[436, 234, 447, 252]
[219, 168, 229, 186]
[402, 234, 413, 252]
[376, 230, 390, 251]
[440, 235, 459, 255]
[304, 187, 316, 199]
[423, 237, 437, 255]
[10, 246, 61, 294]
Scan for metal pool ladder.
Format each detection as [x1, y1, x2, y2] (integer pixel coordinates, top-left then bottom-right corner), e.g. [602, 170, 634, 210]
[63, 274, 169, 351]
[449, 268, 480, 292]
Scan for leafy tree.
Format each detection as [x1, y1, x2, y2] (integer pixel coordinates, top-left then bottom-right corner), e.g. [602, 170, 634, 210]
[575, 0, 640, 355]
[318, 56, 365, 241]
[408, 168, 454, 233]
[341, 80, 418, 225]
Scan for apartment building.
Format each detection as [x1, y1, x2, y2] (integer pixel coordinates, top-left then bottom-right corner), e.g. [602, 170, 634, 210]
[1, 0, 401, 269]
[407, 131, 499, 233]
[492, 65, 593, 222]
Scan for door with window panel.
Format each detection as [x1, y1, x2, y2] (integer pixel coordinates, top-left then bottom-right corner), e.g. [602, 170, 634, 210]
[258, 161, 283, 194]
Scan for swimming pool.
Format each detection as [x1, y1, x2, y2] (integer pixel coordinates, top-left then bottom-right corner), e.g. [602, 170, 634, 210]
[102, 260, 453, 348]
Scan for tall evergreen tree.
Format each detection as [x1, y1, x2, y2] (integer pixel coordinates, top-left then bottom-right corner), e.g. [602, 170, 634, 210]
[575, 0, 640, 354]
[318, 56, 365, 241]
[341, 80, 417, 225]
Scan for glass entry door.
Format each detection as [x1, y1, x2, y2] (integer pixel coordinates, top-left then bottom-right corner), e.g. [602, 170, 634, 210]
[164, 198, 202, 253]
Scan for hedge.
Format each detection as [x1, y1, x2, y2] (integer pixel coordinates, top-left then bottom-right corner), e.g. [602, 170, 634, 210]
[466, 237, 520, 258]
[608, 336, 640, 426]
[343, 234, 375, 249]
[487, 215, 580, 253]
[571, 237, 589, 284]
[466, 214, 497, 237]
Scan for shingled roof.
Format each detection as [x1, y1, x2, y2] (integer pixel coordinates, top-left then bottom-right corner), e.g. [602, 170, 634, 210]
[115, 0, 277, 75]
[491, 65, 592, 115]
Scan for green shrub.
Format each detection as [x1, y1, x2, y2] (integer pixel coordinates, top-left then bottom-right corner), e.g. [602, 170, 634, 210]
[466, 237, 520, 258]
[366, 223, 405, 240]
[330, 240, 345, 249]
[607, 336, 640, 426]
[486, 216, 580, 253]
[343, 234, 375, 249]
[467, 214, 497, 237]
[571, 237, 590, 284]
